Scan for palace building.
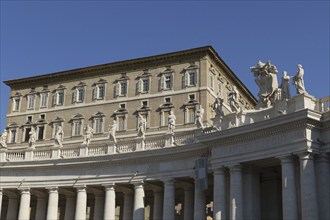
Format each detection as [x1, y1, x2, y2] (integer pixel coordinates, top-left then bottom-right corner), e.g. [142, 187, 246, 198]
[0, 46, 329, 220]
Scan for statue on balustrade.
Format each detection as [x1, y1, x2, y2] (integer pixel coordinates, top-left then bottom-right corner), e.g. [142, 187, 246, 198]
[0, 129, 8, 148]
[83, 124, 93, 146]
[28, 127, 37, 148]
[280, 71, 291, 100]
[228, 85, 241, 113]
[251, 60, 279, 107]
[292, 64, 307, 95]
[212, 94, 224, 117]
[168, 110, 176, 134]
[195, 104, 205, 129]
[137, 114, 147, 139]
[54, 125, 64, 148]
[108, 120, 117, 143]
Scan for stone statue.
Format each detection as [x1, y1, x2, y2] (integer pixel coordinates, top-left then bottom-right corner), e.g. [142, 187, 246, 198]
[195, 105, 205, 129]
[83, 124, 93, 145]
[54, 125, 64, 148]
[212, 94, 224, 117]
[251, 60, 279, 107]
[0, 129, 8, 148]
[292, 64, 307, 95]
[280, 71, 291, 100]
[137, 114, 147, 139]
[168, 110, 176, 134]
[28, 127, 37, 148]
[228, 86, 241, 113]
[108, 120, 117, 143]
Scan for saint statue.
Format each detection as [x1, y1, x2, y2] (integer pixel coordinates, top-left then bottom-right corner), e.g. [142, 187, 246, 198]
[54, 125, 64, 147]
[168, 110, 176, 134]
[195, 105, 205, 129]
[292, 64, 307, 95]
[251, 60, 279, 107]
[108, 120, 117, 143]
[83, 124, 93, 146]
[280, 71, 291, 100]
[228, 86, 241, 113]
[28, 127, 37, 148]
[137, 114, 147, 139]
[212, 94, 224, 117]
[0, 129, 8, 148]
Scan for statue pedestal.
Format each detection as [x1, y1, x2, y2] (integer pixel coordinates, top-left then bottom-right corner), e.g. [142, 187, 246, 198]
[79, 144, 89, 157]
[164, 133, 174, 147]
[25, 148, 34, 160]
[288, 93, 316, 113]
[0, 149, 7, 162]
[51, 146, 61, 159]
[107, 143, 117, 154]
[135, 137, 145, 151]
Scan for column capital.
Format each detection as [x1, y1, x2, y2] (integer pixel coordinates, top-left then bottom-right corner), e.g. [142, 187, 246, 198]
[228, 164, 242, 172]
[297, 151, 315, 160]
[163, 178, 175, 185]
[315, 153, 330, 162]
[103, 183, 116, 191]
[18, 188, 30, 194]
[213, 166, 226, 175]
[46, 187, 58, 193]
[75, 185, 86, 192]
[277, 154, 295, 163]
[132, 181, 144, 189]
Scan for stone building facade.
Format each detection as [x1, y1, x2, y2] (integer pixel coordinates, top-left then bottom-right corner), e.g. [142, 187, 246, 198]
[0, 46, 329, 220]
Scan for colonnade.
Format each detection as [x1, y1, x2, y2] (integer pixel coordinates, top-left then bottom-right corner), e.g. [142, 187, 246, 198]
[0, 152, 329, 220]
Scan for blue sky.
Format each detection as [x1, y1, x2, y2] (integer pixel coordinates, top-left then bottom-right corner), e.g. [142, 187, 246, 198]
[0, 1, 329, 131]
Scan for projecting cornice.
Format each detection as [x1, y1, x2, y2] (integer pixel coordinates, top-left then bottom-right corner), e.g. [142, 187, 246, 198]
[3, 45, 257, 105]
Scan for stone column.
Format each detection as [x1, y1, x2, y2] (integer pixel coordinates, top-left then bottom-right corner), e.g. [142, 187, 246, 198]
[279, 155, 298, 220]
[299, 152, 319, 220]
[133, 182, 145, 220]
[194, 179, 206, 220]
[46, 187, 59, 220]
[7, 195, 19, 220]
[18, 188, 31, 220]
[75, 186, 87, 220]
[64, 196, 76, 220]
[103, 184, 116, 220]
[213, 167, 226, 220]
[35, 196, 47, 220]
[183, 187, 194, 220]
[163, 179, 175, 220]
[153, 190, 163, 220]
[229, 164, 243, 220]
[315, 153, 330, 220]
[93, 194, 104, 220]
[123, 191, 134, 220]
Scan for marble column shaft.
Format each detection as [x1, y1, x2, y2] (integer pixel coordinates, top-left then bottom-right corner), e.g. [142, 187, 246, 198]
[64, 197, 76, 220]
[229, 165, 243, 220]
[133, 182, 145, 220]
[280, 156, 298, 220]
[163, 179, 175, 220]
[0, 190, 2, 218]
[194, 180, 206, 220]
[46, 188, 59, 220]
[103, 184, 116, 220]
[153, 191, 163, 220]
[316, 153, 330, 220]
[299, 152, 319, 220]
[213, 168, 226, 220]
[122, 191, 133, 220]
[183, 187, 194, 220]
[18, 188, 31, 220]
[75, 186, 87, 220]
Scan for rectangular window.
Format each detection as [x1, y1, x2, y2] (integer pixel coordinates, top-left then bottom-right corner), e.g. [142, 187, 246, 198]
[189, 94, 195, 101]
[25, 127, 31, 142]
[120, 82, 127, 96]
[77, 88, 84, 102]
[163, 111, 170, 126]
[142, 79, 149, 92]
[10, 129, 16, 143]
[185, 71, 196, 86]
[94, 118, 103, 133]
[27, 116, 32, 123]
[73, 121, 82, 136]
[165, 97, 171, 103]
[27, 95, 35, 109]
[210, 74, 215, 90]
[38, 126, 44, 140]
[117, 116, 125, 131]
[40, 93, 48, 108]
[218, 80, 222, 96]
[142, 100, 148, 107]
[13, 98, 20, 111]
[98, 85, 105, 98]
[165, 75, 171, 89]
[187, 108, 195, 123]
[57, 91, 64, 105]
[40, 114, 45, 120]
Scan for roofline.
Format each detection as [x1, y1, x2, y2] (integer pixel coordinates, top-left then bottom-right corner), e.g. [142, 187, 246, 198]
[4, 45, 257, 104]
